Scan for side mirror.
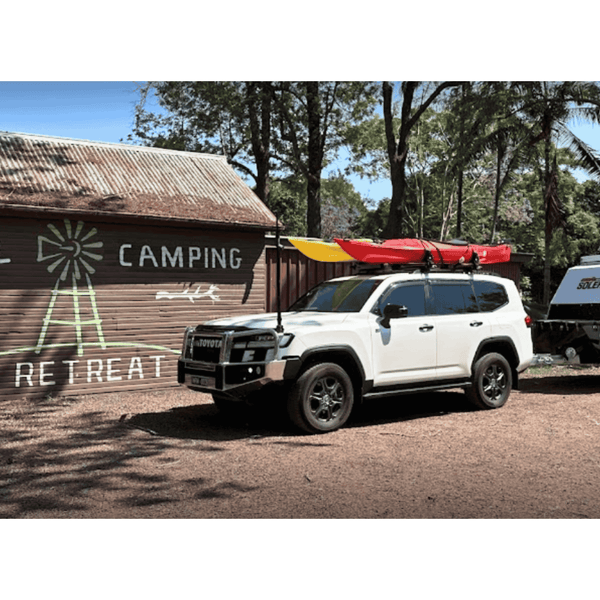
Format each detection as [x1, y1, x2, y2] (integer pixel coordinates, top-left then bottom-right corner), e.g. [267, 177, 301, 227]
[381, 303, 408, 328]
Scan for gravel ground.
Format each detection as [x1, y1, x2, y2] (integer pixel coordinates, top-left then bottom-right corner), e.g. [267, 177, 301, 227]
[2, 364, 600, 519]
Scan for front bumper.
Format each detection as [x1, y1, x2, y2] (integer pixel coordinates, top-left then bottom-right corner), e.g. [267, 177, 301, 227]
[178, 358, 291, 397]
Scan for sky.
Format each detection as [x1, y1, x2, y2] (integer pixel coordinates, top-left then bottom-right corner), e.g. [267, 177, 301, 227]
[2, 81, 600, 205]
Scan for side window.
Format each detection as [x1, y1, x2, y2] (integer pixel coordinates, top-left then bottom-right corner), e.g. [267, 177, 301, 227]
[375, 283, 427, 317]
[430, 282, 478, 315]
[473, 280, 508, 312]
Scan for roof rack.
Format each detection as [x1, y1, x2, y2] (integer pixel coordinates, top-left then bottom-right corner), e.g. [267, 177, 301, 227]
[352, 250, 482, 275]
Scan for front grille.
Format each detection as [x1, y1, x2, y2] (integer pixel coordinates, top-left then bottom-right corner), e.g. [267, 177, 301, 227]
[192, 337, 223, 363]
[187, 328, 278, 366]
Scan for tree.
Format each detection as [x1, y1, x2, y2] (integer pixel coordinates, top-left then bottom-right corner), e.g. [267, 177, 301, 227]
[246, 82, 274, 203]
[454, 83, 471, 239]
[355, 198, 391, 239]
[382, 81, 463, 238]
[579, 179, 600, 217]
[320, 173, 366, 240]
[519, 168, 600, 303]
[518, 82, 600, 304]
[407, 107, 460, 239]
[272, 82, 378, 237]
[437, 82, 539, 244]
[267, 177, 307, 236]
[130, 81, 378, 236]
[129, 82, 275, 203]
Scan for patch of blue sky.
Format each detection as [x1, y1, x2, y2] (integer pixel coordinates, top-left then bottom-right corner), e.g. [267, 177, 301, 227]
[1, 81, 599, 203]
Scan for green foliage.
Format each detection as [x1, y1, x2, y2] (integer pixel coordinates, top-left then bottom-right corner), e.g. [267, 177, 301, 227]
[320, 174, 366, 240]
[267, 173, 368, 239]
[579, 179, 600, 216]
[267, 178, 307, 237]
[343, 114, 389, 181]
[518, 168, 600, 302]
[127, 81, 600, 288]
[129, 81, 379, 237]
[354, 199, 390, 239]
[129, 82, 242, 153]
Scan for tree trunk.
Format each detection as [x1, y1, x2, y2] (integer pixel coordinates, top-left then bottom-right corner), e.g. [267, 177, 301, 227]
[306, 82, 322, 237]
[419, 187, 424, 238]
[246, 82, 272, 204]
[440, 193, 454, 240]
[385, 159, 410, 238]
[543, 135, 552, 306]
[489, 139, 504, 244]
[456, 169, 463, 238]
[543, 229, 552, 306]
[455, 83, 468, 240]
[382, 81, 462, 240]
[382, 82, 415, 239]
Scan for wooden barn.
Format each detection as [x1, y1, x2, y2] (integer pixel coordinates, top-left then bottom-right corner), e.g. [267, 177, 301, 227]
[0, 132, 277, 399]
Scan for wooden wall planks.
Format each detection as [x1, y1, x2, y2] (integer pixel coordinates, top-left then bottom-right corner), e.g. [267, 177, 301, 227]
[0, 215, 267, 398]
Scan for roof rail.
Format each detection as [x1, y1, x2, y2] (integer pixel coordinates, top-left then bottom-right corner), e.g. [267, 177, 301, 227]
[352, 250, 482, 275]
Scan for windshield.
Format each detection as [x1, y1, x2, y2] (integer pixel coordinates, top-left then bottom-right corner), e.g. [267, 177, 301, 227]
[288, 277, 382, 313]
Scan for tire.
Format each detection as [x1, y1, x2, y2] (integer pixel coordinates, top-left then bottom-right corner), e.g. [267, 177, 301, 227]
[466, 352, 512, 410]
[287, 363, 354, 434]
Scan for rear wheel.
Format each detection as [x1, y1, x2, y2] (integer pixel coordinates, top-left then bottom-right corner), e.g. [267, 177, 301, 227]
[466, 352, 512, 409]
[287, 363, 354, 434]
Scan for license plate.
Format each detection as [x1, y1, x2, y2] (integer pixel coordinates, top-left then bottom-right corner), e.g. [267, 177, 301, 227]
[191, 376, 214, 387]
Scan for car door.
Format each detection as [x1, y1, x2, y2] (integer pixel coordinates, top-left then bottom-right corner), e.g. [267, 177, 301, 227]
[369, 281, 437, 385]
[428, 280, 493, 379]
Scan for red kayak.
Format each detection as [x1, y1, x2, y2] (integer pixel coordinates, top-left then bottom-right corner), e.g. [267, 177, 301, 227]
[334, 238, 511, 265]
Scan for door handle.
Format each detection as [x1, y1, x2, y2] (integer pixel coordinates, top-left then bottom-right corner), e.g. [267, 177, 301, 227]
[470, 321, 483, 327]
[419, 324, 434, 332]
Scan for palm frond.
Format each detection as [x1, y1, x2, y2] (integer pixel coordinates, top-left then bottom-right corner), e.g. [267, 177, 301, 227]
[568, 105, 600, 126]
[556, 122, 600, 180]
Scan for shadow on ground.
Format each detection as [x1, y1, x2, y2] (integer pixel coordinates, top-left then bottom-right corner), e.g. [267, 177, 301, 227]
[0, 398, 267, 517]
[125, 402, 294, 441]
[0, 390, 477, 517]
[519, 374, 600, 395]
[348, 390, 476, 428]
[125, 390, 477, 440]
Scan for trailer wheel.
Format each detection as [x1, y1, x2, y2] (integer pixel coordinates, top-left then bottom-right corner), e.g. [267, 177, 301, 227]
[466, 352, 512, 409]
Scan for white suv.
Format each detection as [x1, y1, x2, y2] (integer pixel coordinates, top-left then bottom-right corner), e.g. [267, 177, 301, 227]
[178, 270, 533, 433]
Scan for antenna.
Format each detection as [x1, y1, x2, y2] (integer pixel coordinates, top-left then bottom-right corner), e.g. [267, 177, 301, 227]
[275, 214, 284, 333]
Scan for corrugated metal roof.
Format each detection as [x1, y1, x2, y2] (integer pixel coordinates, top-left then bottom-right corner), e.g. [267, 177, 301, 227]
[0, 131, 277, 228]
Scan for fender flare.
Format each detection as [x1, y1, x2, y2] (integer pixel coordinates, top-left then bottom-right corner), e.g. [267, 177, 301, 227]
[471, 336, 521, 388]
[283, 345, 367, 392]
[472, 336, 520, 366]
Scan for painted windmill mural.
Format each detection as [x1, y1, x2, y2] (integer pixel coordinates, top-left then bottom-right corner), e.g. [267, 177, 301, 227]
[36, 219, 106, 357]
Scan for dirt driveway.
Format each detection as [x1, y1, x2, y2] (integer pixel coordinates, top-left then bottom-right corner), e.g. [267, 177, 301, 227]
[1, 365, 600, 519]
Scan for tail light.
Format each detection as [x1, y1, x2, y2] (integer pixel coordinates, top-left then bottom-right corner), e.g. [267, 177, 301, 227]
[525, 315, 533, 328]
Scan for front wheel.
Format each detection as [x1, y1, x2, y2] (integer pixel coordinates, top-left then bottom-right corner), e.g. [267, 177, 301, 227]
[466, 352, 512, 409]
[287, 363, 354, 434]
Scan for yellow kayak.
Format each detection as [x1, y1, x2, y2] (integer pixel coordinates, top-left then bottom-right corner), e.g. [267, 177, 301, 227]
[288, 237, 356, 262]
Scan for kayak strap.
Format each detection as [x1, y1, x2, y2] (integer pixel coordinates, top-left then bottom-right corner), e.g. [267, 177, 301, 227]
[423, 249, 435, 270]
